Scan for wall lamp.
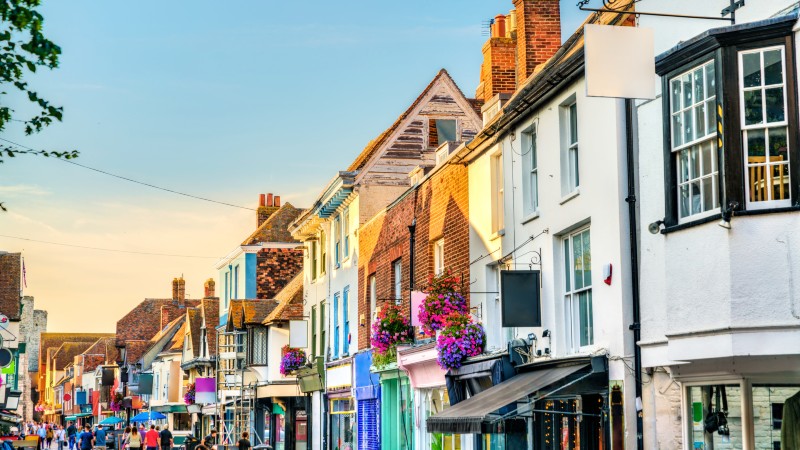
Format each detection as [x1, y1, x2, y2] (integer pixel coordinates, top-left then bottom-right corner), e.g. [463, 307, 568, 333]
[648, 220, 665, 235]
[718, 202, 739, 229]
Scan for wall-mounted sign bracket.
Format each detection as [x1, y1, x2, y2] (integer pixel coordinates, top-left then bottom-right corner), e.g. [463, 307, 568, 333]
[577, 0, 744, 25]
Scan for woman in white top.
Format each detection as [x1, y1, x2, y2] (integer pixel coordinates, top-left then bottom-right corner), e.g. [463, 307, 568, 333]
[56, 426, 66, 448]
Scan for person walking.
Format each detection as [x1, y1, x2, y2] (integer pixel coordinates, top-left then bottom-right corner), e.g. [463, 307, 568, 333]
[201, 430, 216, 450]
[144, 426, 158, 450]
[94, 425, 106, 450]
[78, 426, 94, 450]
[56, 426, 66, 449]
[66, 422, 78, 450]
[237, 432, 250, 450]
[37, 423, 47, 450]
[157, 426, 172, 450]
[137, 426, 145, 447]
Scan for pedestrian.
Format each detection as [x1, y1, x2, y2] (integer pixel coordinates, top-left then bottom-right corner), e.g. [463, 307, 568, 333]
[78, 426, 94, 450]
[94, 425, 106, 450]
[37, 423, 47, 450]
[137, 426, 145, 447]
[144, 426, 158, 450]
[56, 426, 66, 449]
[157, 426, 171, 450]
[126, 426, 140, 450]
[67, 422, 78, 450]
[237, 432, 250, 450]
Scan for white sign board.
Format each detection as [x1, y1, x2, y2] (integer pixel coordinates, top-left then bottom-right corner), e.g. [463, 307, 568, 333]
[584, 24, 656, 99]
[290, 320, 308, 348]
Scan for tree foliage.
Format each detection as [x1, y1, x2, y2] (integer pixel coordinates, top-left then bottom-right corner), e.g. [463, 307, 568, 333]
[0, 0, 77, 210]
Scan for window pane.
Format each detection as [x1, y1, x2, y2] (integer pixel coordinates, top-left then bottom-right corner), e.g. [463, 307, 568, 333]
[706, 100, 716, 136]
[701, 141, 713, 176]
[747, 129, 766, 157]
[765, 87, 785, 123]
[679, 149, 689, 182]
[573, 234, 584, 290]
[689, 146, 700, 179]
[582, 231, 591, 288]
[705, 63, 716, 96]
[764, 49, 783, 85]
[564, 240, 571, 291]
[769, 127, 788, 161]
[671, 79, 682, 113]
[579, 291, 593, 347]
[436, 119, 457, 144]
[693, 68, 704, 101]
[742, 52, 762, 87]
[683, 109, 693, 143]
[752, 385, 800, 448]
[695, 102, 706, 138]
[771, 163, 790, 200]
[744, 90, 763, 125]
[569, 103, 578, 144]
[702, 176, 714, 211]
[748, 163, 769, 203]
[690, 181, 702, 215]
[682, 73, 693, 108]
[680, 185, 690, 218]
[688, 385, 743, 448]
[672, 114, 683, 147]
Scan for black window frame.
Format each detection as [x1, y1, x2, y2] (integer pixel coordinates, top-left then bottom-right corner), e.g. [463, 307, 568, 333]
[657, 15, 800, 232]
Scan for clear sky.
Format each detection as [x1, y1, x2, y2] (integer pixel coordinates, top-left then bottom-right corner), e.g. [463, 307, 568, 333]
[1, 1, 598, 332]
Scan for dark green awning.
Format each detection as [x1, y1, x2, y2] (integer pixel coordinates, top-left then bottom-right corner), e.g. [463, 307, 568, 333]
[151, 405, 187, 413]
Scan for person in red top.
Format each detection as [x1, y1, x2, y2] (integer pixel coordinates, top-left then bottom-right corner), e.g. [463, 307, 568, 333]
[144, 426, 160, 450]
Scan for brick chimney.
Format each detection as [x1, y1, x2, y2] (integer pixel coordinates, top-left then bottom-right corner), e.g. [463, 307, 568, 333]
[257, 193, 280, 228]
[204, 278, 215, 298]
[514, 0, 561, 88]
[172, 277, 186, 302]
[475, 13, 517, 101]
[160, 304, 179, 330]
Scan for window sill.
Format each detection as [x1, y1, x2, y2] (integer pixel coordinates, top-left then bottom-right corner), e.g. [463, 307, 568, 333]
[662, 205, 800, 234]
[490, 229, 505, 241]
[559, 189, 580, 205]
[521, 211, 540, 225]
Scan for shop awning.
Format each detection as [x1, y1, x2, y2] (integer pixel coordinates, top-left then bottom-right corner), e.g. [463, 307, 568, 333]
[151, 405, 187, 413]
[427, 363, 588, 434]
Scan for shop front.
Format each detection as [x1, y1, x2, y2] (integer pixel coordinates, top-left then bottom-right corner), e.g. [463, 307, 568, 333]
[353, 351, 380, 450]
[374, 363, 412, 450]
[326, 361, 354, 450]
[256, 383, 307, 450]
[428, 356, 609, 450]
[297, 357, 324, 450]
[397, 343, 460, 450]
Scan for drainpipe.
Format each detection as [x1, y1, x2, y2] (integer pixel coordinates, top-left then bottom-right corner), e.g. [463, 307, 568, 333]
[624, 99, 644, 450]
[407, 218, 417, 331]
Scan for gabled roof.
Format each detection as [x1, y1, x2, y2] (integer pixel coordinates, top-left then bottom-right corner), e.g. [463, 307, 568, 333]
[116, 298, 200, 347]
[227, 299, 279, 330]
[0, 253, 21, 320]
[201, 298, 219, 357]
[241, 203, 305, 246]
[347, 69, 465, 172]
[40, 333, 113, 370]
[187, 308, 201, 357]
[263, 272, 304, 325]
[124, 341, 150, 365]
[83, 354, 106, 372]
[81, 337, 119, 364]
[52, 342, 93, 370]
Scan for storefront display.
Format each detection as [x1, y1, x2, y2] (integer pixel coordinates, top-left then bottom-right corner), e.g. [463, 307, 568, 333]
[330, 397, 355, 450]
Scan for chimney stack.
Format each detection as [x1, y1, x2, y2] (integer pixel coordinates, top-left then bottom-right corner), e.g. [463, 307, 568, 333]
[204, 278, 215, 298]
[475, 13, 517, 101]
[161, 304, 179, 330]
[172, 277, 186, 302]
[513, 0, 562, 88]
[257, 193, 280, 228]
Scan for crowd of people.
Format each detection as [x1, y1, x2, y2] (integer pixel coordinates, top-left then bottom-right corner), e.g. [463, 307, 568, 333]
[16, 422, 228, 450]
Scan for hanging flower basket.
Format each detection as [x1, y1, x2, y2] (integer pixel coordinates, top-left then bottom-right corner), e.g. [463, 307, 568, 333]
[280, 346, 306, 375]
[435, 312, 486, 370]
[418, 270, 468, 335]
[370, 303, 412, 368]
[110, 392, 124, 411]
[183, 382, 196, 405]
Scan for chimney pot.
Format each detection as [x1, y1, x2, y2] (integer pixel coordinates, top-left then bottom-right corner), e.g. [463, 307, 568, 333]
[266, 193, 274, 207]
[494, 15, 506, 38]
[259, 194, 266, 207]
[274, 196, 281, 207]
[204, 278, 216, 298]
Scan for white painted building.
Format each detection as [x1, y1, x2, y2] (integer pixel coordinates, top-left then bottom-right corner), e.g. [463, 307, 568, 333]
[635, 1, 800, 448]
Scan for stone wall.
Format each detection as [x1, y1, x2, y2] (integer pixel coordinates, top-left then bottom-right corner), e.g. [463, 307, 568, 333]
[19, 296, 47, 422]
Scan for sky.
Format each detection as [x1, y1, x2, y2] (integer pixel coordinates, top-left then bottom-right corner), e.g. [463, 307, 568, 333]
[1, 1, 598, 332]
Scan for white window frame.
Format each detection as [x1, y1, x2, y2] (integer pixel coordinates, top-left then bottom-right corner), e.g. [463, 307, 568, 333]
[342, 207, 350, 259]
[436, 146, 449, 166]
[563, 227, 593, 353]
[522, 127, 539, 215]
[368, 274, 377, 322]
[433, 239, 445, 275]
[490, 150, 504, 233]
[738, 45, 791, 210]
[393, 259, 402, 301]
[669, 60, 720, 222]
[333, 216, 342, 267]
[310, 240, 318, 281]
[562, 100, 580, 195]
[320, 231, 327, 275]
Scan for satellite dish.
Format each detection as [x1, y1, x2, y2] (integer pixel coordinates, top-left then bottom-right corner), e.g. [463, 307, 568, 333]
[0, 348, 12, 368]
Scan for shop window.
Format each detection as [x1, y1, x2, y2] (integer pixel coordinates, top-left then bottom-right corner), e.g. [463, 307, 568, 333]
[330, 398, 355, 450]
[751, 384, 800, 449]
[427, 388, 462, 450]
[173, 413, 191, 431]
[687, 384, 743, 447]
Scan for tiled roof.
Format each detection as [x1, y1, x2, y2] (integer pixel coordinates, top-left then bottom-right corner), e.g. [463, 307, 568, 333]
[39, 333, 114, 372]
[52, 342, 93, 370]
[0, 253, 21, 320]
[115, 298, 200, 347]
[124, 340, 150, 365]
[82, 354, 106, 372]
[81, 337, 119, 363]
[167, 320, 187, 352]
[263, 272, 304, 324]
[228, 299, 279, 330]
[241, 203, 305, 246]
[187, 308, 201, 358]
[347, 69, 458, 172]
[201, 299, 219, 357]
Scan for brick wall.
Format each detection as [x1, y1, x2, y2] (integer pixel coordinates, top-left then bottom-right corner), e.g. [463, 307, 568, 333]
[514, 0, 561, 88]
[358, 162, 470, 350]
[476, 37, 517, 102]
[256, 248, 303, 300]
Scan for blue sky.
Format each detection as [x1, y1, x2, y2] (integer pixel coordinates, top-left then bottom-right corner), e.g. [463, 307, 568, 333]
[1, 1, 597, 331]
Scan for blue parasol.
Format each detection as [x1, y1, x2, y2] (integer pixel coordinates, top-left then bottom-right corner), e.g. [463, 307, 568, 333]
[130, 411, 167, 422]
